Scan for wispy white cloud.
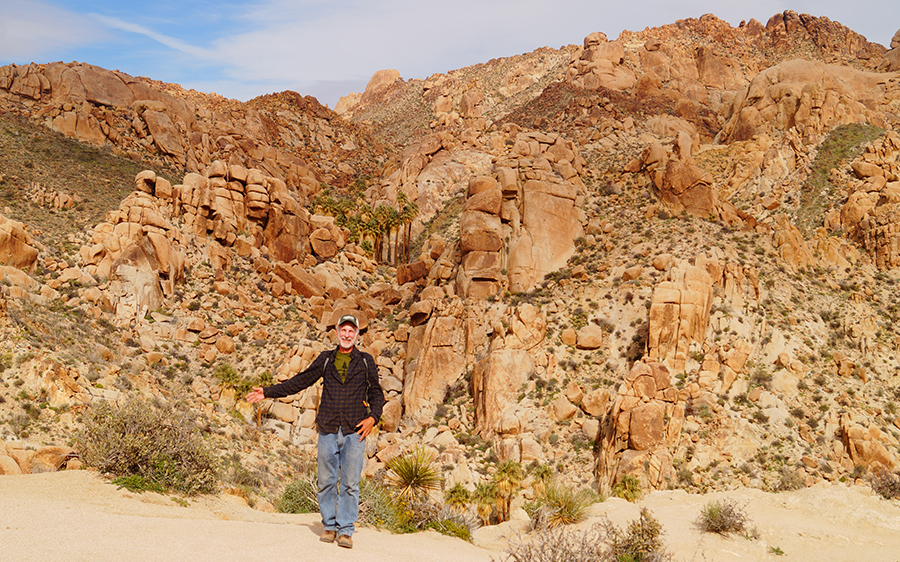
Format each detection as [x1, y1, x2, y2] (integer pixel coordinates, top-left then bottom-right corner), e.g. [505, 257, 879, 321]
[0, 0, 104, 62]
[89, 14, 218, 61]
[2, 0, 897, 108]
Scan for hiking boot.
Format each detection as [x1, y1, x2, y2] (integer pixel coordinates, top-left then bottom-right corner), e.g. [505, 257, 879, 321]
[320, 530, 336, 543]
[337, 535, 353, 549]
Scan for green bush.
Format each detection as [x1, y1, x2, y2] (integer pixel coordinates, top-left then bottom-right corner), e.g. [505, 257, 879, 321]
[111, 474, 166, 494]
[278, 472, 318, 513]
[444, 482, 472, 513]
[426, 517, 472, 542]
[77, 397, 218, 495]
[612, 474, 642, 502]
[213, 364, 272, 397]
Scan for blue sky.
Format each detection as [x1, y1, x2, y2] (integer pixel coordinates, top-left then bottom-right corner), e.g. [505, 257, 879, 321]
[1, 0, 898, 108]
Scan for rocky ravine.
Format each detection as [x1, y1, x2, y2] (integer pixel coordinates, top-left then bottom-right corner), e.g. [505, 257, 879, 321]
[2, 9, 900, 554]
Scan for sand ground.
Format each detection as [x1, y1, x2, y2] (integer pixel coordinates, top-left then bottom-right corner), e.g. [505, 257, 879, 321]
[2, 470, 899, 562]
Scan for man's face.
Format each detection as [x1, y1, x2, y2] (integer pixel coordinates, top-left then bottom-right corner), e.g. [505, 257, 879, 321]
[337, 323, 359, 351]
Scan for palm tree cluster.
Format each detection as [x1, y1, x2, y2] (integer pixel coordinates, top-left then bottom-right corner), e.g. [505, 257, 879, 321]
[444, 460, 526, 526]
[312, 178, 419, 265]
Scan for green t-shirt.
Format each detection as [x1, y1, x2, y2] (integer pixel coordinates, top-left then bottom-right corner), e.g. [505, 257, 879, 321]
[334, 351, 352, 384]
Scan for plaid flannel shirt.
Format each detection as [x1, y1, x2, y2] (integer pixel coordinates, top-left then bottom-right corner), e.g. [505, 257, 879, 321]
[263, 346, 384, 435]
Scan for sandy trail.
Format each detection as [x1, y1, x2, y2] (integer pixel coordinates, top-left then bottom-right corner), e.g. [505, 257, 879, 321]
[0, 471, 493, 562]
[2, 470, 900, 562]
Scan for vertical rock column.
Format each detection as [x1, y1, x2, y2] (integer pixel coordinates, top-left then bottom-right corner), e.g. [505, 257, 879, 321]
[456, 176, 504, 298]
[596, 361, 684, 493]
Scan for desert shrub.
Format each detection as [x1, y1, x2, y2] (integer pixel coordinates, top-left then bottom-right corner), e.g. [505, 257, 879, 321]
[111, 474, 165, 494]
[77, 397, 218, 495]
[426, 517, 473, 541]
[602, 507, 672, 562]
[221, 452, 267, 491]
[405, 498, 477, 541]
[503, 507, 671, 562]
[871, 468, 900, 499]
[612, 474, 642, 502]
[530, 480, 599, 530]
[503, 522, 605, 562]
[385, 447, 442, 500]
[0, 352, 12, 373]
[696, 499, 750, 536]
[278, 472, 318, 514]
[359, 477, 411, 532]
[774, 467, 805, 491]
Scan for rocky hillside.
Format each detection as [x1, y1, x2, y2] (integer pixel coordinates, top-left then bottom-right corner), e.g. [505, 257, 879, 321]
[2, 9, 900, 521]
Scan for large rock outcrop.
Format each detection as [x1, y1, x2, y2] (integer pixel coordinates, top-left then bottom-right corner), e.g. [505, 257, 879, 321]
[0, 62, 362, 192]
[401, 292, 467, 422]
[596, 361, 684, 493]
[0, 214, 39, 271]
[450, 127, 585, 298]
[496, 129, 585, 294]
[876, 29, 900, 72]
[565, 32, 636, 91]
[839, 131, 900, 268]
[647, 262, 714, 371]
[472, 349, 535, 437]
[720, 59, 900, 143]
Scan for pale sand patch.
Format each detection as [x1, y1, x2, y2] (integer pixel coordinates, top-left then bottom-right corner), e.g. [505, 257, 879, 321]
[0, 470, 493, 562]
[2, 470, 900, 562]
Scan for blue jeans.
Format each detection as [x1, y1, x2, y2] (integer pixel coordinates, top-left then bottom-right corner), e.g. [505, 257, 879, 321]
[317, 429, 365, 536]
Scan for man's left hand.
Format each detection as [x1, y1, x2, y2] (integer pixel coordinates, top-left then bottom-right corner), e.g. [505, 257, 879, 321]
[356, 416, 376, 441]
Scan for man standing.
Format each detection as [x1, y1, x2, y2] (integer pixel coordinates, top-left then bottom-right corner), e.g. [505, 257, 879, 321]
[246, 313, 384, 549]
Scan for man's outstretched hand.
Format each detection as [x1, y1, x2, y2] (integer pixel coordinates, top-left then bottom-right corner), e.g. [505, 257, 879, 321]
[245, 387, 265, 404]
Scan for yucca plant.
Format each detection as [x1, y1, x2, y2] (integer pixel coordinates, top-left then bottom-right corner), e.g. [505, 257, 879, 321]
[385, 447, 442, 501]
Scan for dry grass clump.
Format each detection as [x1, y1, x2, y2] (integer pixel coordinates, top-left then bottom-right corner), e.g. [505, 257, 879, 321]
[504, 507, 671, 562]
[529, 480, 599, 530]
[696, 499, 750, 536]
[871, 468, 900, 500]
